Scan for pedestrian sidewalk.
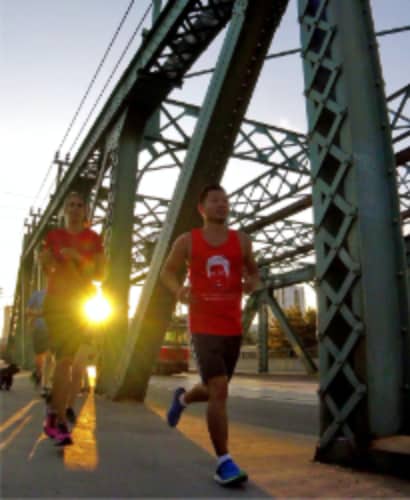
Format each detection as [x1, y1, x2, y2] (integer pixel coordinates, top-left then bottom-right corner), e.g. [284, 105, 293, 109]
[2, 373, 267, 498]
[2, 373, 410, 498]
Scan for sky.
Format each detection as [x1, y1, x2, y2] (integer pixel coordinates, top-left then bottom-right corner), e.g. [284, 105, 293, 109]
[0, 0, 409, 332]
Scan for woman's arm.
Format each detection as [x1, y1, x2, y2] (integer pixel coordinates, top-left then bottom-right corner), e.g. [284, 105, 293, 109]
[93, 252, 106, 282]
[39, 247, 58, 274]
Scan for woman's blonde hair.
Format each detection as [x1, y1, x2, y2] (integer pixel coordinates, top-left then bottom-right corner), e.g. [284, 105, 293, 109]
[64, 190, 87, 206]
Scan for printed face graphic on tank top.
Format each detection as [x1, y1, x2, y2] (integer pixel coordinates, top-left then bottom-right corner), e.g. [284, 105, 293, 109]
[206, 255, 230, 290]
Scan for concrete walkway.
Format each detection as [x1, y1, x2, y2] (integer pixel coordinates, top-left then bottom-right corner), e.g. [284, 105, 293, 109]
[1, 373, 267, 498]
[2, 373, 410, 498]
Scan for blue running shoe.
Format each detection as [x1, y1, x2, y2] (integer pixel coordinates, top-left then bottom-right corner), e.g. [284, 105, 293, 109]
[214, 459, 248, 486]
[167, 387, 186, 427]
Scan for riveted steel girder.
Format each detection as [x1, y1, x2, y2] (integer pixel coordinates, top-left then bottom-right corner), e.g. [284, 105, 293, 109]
[97, 107, 149, 392]
[298, 0, 410, 463]
[258, 298, 269, 373]
[127, 86, 408, 282]
[21, 0, 237, 260]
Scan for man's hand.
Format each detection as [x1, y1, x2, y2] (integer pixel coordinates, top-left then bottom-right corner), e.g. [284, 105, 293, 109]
[243, 274, 263, 295]
[176, 286, 192, 304]
[242, 278, 254, 295]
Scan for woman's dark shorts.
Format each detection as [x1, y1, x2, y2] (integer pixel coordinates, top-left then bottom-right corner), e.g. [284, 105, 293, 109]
[43, 294, 88, 360]
[31, 327, 49, 355]
[190, 333, 242, 384]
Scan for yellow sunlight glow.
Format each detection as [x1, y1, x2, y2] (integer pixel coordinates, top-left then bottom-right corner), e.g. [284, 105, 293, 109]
[64, 391, 98, 471]
[87, 365, 97, 389]
[84, 284, 112, 324]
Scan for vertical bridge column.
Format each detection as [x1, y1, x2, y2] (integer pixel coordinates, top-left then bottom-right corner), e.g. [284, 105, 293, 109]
[98, 107, 148, 391]
[110, 0, 291, 400]
[298, 0, 410, 462]
[12, 236, 35, 369]
[257, 296, 269, 374]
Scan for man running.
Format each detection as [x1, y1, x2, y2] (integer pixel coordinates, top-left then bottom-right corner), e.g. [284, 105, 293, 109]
[160, 184, 260, 486]
[41, 191, 105, 446]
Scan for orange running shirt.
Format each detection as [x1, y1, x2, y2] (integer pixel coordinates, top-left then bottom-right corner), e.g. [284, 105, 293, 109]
[188, 228, 243, 335]
[44, 228, 103, 297]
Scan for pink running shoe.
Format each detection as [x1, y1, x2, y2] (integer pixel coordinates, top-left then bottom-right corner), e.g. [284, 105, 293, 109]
[54, 423, 73, 447]
[43, 410, 58, 439]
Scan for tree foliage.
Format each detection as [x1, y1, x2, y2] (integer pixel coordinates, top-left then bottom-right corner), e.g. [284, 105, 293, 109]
[268, 306, 317, 357]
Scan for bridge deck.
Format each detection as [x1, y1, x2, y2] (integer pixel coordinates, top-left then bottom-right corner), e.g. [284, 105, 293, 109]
[2, 373, 410, 497]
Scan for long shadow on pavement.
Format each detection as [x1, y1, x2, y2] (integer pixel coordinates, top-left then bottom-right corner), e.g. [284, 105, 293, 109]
[1, 374, 270, 498]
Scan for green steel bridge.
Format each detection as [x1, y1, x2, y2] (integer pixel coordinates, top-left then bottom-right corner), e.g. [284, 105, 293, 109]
[5, 0, 410, 468]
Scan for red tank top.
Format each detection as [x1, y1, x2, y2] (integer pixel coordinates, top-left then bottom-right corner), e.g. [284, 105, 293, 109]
[189, 228, 243, 336]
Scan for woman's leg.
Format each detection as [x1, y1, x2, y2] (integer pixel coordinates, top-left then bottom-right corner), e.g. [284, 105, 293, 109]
[66, 344, 92, 409]
[41, 351, 55, 389]
[50, 356, 72, 423]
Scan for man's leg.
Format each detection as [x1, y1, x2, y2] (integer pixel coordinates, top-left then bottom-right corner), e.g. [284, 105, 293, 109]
[209, 336, 247, 485]
[184, 383, 209, 404]
[167, 382, 209, 427]
[201, 372, 247, 486]
[206, 375, 229, 456]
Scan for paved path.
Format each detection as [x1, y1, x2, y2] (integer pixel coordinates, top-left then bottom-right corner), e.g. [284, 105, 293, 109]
[152, 372, 318, 406]
[2, 372, 410, 498]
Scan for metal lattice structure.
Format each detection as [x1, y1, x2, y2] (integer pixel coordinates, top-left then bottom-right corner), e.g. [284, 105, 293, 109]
[298, 0, 409, 461]
[6, 0, 410, 468]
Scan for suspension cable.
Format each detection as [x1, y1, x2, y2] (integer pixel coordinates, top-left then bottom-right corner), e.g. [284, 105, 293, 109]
[31, 0, 138, 207]
[57, 0, 138, 153]
[68, 3, 153, 155]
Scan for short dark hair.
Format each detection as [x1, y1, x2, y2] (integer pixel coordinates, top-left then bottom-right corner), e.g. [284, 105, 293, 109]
[198, 184, 226, 205]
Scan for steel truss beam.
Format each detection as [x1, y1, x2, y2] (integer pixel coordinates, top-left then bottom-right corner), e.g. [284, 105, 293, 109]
[7, 0, 241, 357]
[298, 0, 410, 464]
[110, 0, 291, 400]
[128, 85, 409, 280]
[10, 78, 409, 363]
[7, 3, 409, 427]
[98, 108, 149, 391]
[22, 0, 238, 259]
[21, 81, 408, 293]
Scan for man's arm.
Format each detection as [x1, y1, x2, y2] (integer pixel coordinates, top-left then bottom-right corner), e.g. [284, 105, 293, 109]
[160, 233, 190, 302]
[240, 232, 261, 294]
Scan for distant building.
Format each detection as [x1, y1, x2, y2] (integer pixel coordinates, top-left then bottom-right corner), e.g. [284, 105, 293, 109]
[274, 285, 306, 313]
[2, 305, 12, 340]
[1, 305, 12, 355]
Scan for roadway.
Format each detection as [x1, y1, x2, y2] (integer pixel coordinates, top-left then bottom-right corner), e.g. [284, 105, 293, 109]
[147, 372, 319, 437]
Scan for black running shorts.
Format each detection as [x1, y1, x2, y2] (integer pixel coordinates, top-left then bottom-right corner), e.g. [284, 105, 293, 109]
[43, 294, 89, 359]
[190, 333, 242, 384]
